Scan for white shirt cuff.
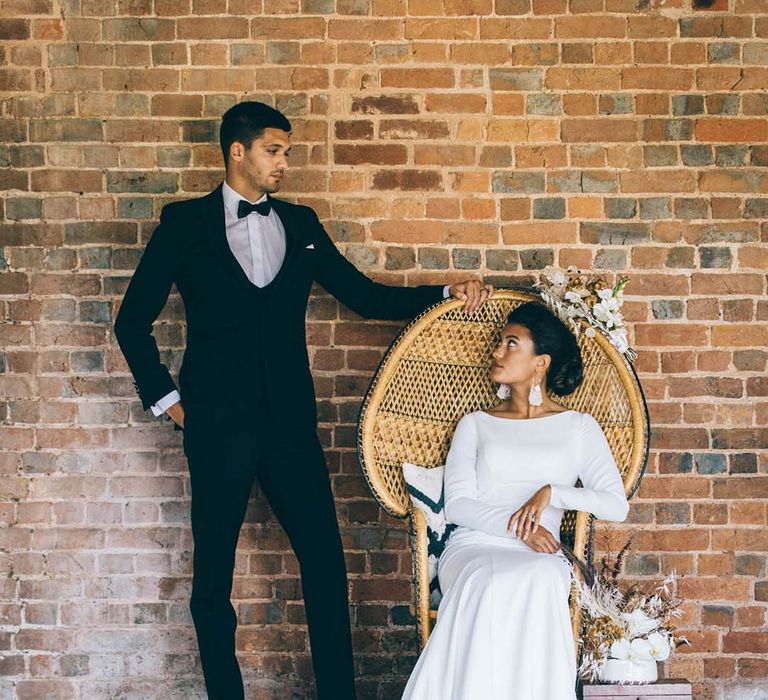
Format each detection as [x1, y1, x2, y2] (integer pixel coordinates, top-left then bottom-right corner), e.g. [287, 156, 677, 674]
[442, 284, 451, 299]
[150, 390, 181, 417]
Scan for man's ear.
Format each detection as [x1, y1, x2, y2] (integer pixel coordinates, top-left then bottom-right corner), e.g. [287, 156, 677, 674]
[229, 141, 244, 163]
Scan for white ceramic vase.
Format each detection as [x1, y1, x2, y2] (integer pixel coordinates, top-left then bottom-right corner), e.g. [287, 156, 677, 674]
[599, 658, 658, 684]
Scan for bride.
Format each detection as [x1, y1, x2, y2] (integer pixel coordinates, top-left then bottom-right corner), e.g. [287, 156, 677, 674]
[402, 302, 630, 699]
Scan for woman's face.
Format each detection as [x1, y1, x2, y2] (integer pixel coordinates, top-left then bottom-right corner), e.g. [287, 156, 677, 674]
[489, 323, 546, 387]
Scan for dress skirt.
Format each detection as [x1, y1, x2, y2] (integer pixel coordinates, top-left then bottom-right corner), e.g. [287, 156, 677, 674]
[402, 528, 577, 700]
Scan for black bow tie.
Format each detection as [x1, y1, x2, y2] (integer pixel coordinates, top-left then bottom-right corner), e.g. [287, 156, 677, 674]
[237, 199, 271, 218]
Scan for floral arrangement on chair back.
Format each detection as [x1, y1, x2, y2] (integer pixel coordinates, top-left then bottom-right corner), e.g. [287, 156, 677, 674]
[535, 267, 636, 361]
[564, 540, 689, 684]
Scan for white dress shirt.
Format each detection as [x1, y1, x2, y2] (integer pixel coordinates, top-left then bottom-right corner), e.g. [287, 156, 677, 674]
[151, 181, 452, 416]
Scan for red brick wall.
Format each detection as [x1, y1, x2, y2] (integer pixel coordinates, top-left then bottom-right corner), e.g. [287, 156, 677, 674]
[1, 0, 767, 698]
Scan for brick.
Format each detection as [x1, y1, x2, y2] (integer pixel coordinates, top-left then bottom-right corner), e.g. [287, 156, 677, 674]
[489, 68, 543, 91]
[418, 247, 449, 270]
[502, 222, 575, 244]
[405, 18, 477, 40]
[371, 170, 441, 190]
[371, 220, 444, 244]
[492, 171, 545, 193]
[334, 145, 407, 165]
[724, 633, 768, 654]
[696, 118, 768, 143]
[562, 119, 637, 143]
[380, 68, 454, 88]
[425, 93, 486, 113]
[351, 95, 419, 114]
[620, 170, 696, 193]
[334, 120, 373, 141]
[580, 222, 649, 245]
[636, 323, 706, 346]
[681, 145, 714, 167]
[384, 247, 414, 271]
[414, 145, 475, 165]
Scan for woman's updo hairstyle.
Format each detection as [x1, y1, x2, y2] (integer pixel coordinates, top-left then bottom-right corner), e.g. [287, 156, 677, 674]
[505, 302, 584, 397]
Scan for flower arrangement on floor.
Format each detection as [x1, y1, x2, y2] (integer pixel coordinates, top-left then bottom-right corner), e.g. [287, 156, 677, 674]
[562, 540, 689, 684]
[534, 267, 637, 362]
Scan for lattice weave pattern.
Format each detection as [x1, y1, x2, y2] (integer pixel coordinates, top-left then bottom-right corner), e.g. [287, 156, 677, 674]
[365, 296, 643, 544]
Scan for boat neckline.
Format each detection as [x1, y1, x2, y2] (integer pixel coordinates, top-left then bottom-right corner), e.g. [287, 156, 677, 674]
[478, 409, 578, 422]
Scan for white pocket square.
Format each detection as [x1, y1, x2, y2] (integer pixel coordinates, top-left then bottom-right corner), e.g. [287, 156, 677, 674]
[305, 244, 315, 249]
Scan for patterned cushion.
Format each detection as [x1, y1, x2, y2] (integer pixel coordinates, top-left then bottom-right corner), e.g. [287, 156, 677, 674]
[402, 462, 457, 608]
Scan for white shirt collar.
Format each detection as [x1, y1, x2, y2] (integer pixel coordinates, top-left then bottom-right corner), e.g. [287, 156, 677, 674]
[222, 180, 268, 219]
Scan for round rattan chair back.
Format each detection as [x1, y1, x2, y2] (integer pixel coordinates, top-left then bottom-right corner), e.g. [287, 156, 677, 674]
[357, 289, 649, 551]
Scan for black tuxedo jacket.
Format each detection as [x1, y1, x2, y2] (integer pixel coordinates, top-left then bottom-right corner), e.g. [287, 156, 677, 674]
[114, 184, 444, 429]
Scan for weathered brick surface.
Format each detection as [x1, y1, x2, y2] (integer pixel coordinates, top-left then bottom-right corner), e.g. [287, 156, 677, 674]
[1, 1, 767, 698]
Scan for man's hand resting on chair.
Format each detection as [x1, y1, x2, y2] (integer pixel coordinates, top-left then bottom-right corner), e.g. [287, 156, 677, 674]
[448, 279, 495, 317]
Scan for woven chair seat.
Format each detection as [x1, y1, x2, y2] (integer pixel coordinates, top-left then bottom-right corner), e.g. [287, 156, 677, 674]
[356, 289, 649, 651]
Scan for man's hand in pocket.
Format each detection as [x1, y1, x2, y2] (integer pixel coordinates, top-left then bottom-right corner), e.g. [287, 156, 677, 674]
[167, 401, 185, 429]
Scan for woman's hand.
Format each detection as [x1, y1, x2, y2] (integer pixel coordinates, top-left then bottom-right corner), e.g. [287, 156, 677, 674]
[508, 485, 552, 540]
[520, 524, 560, 554]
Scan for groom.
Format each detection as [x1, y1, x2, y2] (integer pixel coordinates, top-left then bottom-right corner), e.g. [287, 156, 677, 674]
[114, 101, 493, 699]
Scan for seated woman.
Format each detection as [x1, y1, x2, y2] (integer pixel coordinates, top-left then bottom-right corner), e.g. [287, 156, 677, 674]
[402, 302, 629, 700]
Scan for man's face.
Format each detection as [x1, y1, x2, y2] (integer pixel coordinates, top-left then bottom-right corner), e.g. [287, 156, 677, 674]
[230, 127, 291, 196]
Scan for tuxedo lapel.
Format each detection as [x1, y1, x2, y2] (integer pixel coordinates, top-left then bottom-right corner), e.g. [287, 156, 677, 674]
[201, 184, 254, 292]
[268, 196, 301, 261]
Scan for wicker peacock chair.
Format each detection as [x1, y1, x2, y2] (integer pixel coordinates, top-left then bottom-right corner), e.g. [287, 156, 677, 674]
[356, 289, 650, 653]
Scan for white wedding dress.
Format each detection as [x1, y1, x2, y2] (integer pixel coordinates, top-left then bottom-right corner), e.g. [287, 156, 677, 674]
[402, 410, 629, 700]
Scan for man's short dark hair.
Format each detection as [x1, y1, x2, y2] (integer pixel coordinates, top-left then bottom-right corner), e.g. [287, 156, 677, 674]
[219, 101, 292, 169]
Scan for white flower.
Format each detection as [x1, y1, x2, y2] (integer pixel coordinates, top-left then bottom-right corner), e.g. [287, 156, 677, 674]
[564, 290, 586, 304]
[553, 271, 566, 287]
[609, 638, 631, 660]
[608, 329, 629, 354]
[630, 637, 653, 660]
[597, 288, 614, 301]
[647, 632, 671, 661]
[592, 301, 615, 325]
[622, 608, 658, 637]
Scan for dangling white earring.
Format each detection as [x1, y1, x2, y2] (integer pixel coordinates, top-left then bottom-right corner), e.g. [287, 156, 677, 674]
[528, 378, 543, 407]
[496, 384, 511, 400]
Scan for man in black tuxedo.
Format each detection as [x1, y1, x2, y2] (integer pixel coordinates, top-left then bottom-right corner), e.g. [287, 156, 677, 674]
[114, 101, 493, 700]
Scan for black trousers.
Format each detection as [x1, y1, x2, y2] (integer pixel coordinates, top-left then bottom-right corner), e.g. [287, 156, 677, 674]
[182, 406, 356, 700]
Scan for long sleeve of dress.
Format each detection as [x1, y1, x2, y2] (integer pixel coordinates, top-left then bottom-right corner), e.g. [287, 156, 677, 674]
[443, 416, 515, 538]
[548, 413, 629, 522]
